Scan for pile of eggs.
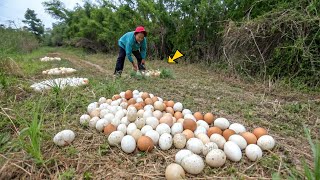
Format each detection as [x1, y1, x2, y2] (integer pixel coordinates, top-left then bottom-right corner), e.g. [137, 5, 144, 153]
[30, 77, 89, 92]
[42, 67, 77, 75]
[139, 70, 161, 77]
[40, 56, 62, 61]
[77, 89, 276, 177]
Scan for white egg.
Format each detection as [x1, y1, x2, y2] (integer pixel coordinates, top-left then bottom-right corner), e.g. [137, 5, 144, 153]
[119, 92, 125, 98]
[98, 97, 107, 104]
[120, 102, 128, 109]
[137, 109, 145, 118]
[149, 93, 154, 98]
[182, 109, 192, 116]
[229, 134, 247, 150]
[214, 118, 230, 130]
[153, 110, 163, 120]
[145, 130, 160, 145]
[136, 97, 143, 103]
[229, 123, 246, 134]
[141, 125, 153, 135]
[165, 163, 185, 180]
[80, 114, 90, 125]
[175, 149, 193, 164]
[134, 117, 146, 129]
[95, 118, 109, 132]
[144, 104, 154, 111]
[173, 102, 183, 112]
[171, 123, 183, 135]
[257, 135, 276, 150]
[111, 117, 121, 127]
[173, 133, 187, 149]
[89, 117, 100, 128]
[117, 124, 127, 135]
[53, 130, 76, 146]
[159, 133, 173, 150]
[184, 114, 196, 121]
[196, 133, 210, 145]
[87, 102, 98, 114]
[196, 120, 209, 130]
[146, 117, 159, 129]
[121, 135, 136, 153]
[120, 116, 130, 126]
[194, 126, 207, 136]
[210, 134, 226, 149]
[156, 123, 171, 135]
[104, 113, 115, 122]
[108, 131, 124, 146]
[181, 154, 204, 175]
[245, 144, 263, 161]
[205, 149, 226, 167]
[99, 103, 109, 110]
[115, 110, 125, 119]
[186, 138, 204, 154]
[133, 90, 139, 95]
[99, 109, 110, 119]
[143, 110, 153, 119]
[202, 142, 219, 156]
[127, 123, 137, 135]
[224, 141, 242, 162]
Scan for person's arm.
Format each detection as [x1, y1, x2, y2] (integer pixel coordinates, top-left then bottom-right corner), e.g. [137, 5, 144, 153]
[125, 41, 134, 63]
[140, 38, 147, 63]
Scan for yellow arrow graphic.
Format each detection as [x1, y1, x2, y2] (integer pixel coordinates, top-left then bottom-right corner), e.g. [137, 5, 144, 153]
[168, 50, 183, 63]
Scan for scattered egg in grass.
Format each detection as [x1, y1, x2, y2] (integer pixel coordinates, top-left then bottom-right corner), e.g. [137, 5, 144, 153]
[53, 130, 76, 146]
[257, 135, 275, 150]
[245, 144, 263, 161]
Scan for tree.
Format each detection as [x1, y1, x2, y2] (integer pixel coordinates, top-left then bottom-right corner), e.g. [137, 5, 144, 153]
[22, 8, 44, 39]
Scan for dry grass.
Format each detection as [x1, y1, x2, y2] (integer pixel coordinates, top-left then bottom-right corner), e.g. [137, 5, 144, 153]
[0, 47, 319, 179]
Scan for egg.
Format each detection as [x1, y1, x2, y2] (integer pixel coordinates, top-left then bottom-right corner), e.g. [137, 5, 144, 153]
[224, 141, 242, 162]
[146, 117, 159, 129]
[144, 104, 154, 112]
[90, 108, 100, 117]
[196, 120, 209, 130]
[167, 100, 175, 107]
[103, 124, 116, 136]
[182, 129, 194, 140]
[134, 117, 146, 129]
[245, 144, 263, 161]
[171, 123, 184, 135]
[95, 118, 109, 132]
[120, 116, 130, 126]
[184, 114, 196, 121]
[131, 129, 143, 142]
[137, 136, 154, 152]
[156, 123, 171, 135]
[222, 129, 236, 141]
[174, 112, 184, 120]
[241, 132, 257, 144]
[125, 90, 133, 100]
[193, 112, 204, 121]
[253, 127, 268, 139]
[134, 103, 144, 110]
[182, 109, 192, 116]
[159, 133, 173, 150]
[202, 142, 219, 156]
[186, 138, 204, 154]
[160, 116, 174, 127]
[181, 154, 205, 175]
[173, 102, 183, 112]
[196, 133, 210, 144]
[175, 149, 193, 164]
[126, 123, 137, 135]
[207, 127, 223, 137]
[214, 117, 230, 130]
[153, 110, 163, 120]
[154, 101, 165, 111]
[257, 135, 275, 150]
[229, 134, 247, 150]
[177, 118, 184, 124]
[108, 131, 124, 146]
[165, 107, 174, 115]
[111, 117, 121, 127]
[143, 110, 153, 119]
[141, 92, 150, 100]
[194, 126, 207, 136]
[144, 98, 153, 105]
[173, 133, 187, 149]
[204, 113, 215, 125]
[205, 149, 226, 167]
[229, 123, 246, 134]
[121, 135, 136, 153]
[210, 134, 226, 149]
[127, 98, 137, 105]
[145, 130, 160, 145]
[112, 94, 121, 101]
[151, 96, 159, 103]
[80, 114, 90, 125]
[117, 124, 127, 134]
[183, 119, 197, 131]
[165, 163, 185, 180]
[141, 125, 153, 135]
[53, 130, 76, 146]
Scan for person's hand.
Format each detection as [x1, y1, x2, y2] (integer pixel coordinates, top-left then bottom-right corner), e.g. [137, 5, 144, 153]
[141, 59, 145, 64]
[132, 62, 138, 71]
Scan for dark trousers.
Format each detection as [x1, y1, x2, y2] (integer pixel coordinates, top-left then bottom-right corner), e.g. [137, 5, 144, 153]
[114, 46, 146, 75]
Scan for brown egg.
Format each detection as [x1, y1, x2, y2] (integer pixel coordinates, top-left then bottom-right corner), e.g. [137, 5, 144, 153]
[90, 109, 100, 117]
[127, 98, 136, 105]
[241, 132, 257, 144]
[137, 136, 154, 152]
[167, 100, 175, 107]
[182, 129, 194, 140]
[164, 100, 168, 106]
[193, 112, 204, 121]
[112, 94, 121, 101]
[141, 92, 150, 100]
[144, 98, 153, 105]
[140, 101, 146, 107]
[166, 107, 175, 115]
[103, 124, 116, 136]
[125, 90, 133, 100]
[222, 129, 236, 141]
[207, 127, 222, 137]
[174, 112, 183, 120]
[106, 99, 112, 104]
[183, 119, 197, 131]
[253, 127, 268, 139]
[151, 96, 158, 103]
[204, 113, 215, 125]
[160, 116, 173, 127]
[134, 103, 143, 110]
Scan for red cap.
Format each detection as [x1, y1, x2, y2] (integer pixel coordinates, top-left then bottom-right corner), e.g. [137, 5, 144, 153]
[134, 26, 147, 37]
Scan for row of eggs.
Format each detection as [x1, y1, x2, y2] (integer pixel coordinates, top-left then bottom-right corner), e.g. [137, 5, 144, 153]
[30, 77, 89, 92]
[42, 67, 77, 75]
[40, 56, 61, 61]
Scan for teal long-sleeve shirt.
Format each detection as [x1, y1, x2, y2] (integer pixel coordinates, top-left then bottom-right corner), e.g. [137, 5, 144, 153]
[118, 31, 147, 63]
